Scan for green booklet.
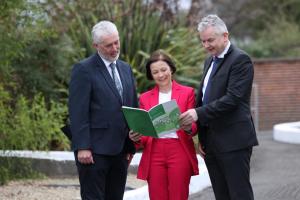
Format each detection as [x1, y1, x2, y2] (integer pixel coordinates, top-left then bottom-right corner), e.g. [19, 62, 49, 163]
[122, 100, 181, 138]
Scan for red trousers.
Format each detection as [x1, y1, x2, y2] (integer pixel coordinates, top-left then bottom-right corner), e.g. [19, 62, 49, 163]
[147, 138, 192, 200]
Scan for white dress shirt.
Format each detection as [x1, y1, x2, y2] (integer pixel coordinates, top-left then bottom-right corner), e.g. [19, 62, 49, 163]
[202, 41, 231, 100]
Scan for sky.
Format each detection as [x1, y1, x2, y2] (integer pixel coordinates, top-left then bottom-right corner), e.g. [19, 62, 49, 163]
[179, 0, 191, 10]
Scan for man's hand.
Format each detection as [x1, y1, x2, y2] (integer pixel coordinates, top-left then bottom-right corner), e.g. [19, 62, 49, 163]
[198, 142, 206, 158]
[126, 153, 134, 166]
[179, 109, 198, 130]
[77, 149, 94, 164]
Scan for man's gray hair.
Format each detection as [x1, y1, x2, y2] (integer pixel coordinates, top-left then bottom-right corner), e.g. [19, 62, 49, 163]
[92, 20, 118, 44]
[197, 14, 228, 35]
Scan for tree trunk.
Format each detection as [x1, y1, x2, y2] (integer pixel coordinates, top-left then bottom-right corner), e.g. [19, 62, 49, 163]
[186, 0, 214, 28]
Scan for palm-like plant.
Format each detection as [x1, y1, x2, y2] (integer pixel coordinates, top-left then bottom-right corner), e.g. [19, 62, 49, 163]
[51, 0, 205, 93]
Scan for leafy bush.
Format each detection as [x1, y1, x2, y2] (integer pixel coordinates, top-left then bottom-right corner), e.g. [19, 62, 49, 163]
[238, 16, 300, 58]
[0, 84, 69, 151]
[0, 156, 44, 185]
[39, 0, 206, 94]
[0, 83, 66, 185]
[0, 0, 206, 152]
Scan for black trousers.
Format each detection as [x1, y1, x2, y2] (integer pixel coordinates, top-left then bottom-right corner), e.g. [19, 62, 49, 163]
[75, 152, 128, 200]
[204, 138, 254, 200]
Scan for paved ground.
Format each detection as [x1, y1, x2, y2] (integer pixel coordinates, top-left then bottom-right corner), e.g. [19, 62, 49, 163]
[189, 130, 300, 200]
[1, 130, 300, 200]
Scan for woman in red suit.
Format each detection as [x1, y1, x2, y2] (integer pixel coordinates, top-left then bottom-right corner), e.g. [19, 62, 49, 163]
[129, 50, 199, 200]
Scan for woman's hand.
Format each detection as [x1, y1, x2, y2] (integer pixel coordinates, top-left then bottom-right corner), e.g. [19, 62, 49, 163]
[129, 130, 142, 143]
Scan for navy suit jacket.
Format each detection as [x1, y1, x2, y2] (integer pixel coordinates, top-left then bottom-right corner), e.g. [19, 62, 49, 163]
[196, 45, 258, 153]
[68, 53, 138, 155]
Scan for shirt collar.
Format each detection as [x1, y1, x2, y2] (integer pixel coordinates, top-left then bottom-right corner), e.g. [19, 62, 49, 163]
[97, 52, 116, 67]
[216, 41, 231, 59]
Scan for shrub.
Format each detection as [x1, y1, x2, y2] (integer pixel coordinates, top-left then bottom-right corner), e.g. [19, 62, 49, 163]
[0, 156, 44, 185]
[0, 85, 69, 151]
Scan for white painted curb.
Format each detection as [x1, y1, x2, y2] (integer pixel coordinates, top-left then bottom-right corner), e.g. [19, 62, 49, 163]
[0, 151, 211, 199]
[273, 121, 300, 144]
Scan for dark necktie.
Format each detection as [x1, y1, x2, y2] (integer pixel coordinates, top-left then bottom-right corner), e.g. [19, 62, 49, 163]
[109, 63, 123, 100]
[202, 57, 221, 105]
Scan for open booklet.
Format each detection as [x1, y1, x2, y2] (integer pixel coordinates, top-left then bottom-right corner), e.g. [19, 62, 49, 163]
[122, 100, 181, 138]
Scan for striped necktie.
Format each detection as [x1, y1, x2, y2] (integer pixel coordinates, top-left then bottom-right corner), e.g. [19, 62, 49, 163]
[109, 63, 123, 100]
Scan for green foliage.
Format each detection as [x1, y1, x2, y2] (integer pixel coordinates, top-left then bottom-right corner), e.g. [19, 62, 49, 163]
[0, 157, 44, 185]
[163, 28, 205, 88]
[115, 2, 205, 92]
[13, 31, 76, 99]
[0, 0, 26, 79]
[0, 85, 69, 151]
[0, 85, 12, 147]
[240, 17, 300, 58]
[234, 0, 300, 58]
[253, 0, 300, 24]
[135, 27, 206, 92]
[0, 0, 78, 100]
[41, 0, 205, 93]
[0, 0, 205, 154]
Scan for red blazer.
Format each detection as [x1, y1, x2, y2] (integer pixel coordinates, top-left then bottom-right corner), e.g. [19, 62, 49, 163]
[136, 81, 199, 180]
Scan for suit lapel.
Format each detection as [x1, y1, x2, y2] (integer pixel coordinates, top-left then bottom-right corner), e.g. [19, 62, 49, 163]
[199, 57, 213, 89]
[210, 44, 234, 78]
[95, 54, 122, 104]
[149, 86, 159, 108]
[171, 81, 181, 104]
[148, 81, 181, 108]
[197, 45, 234, 106]
[197, 56, 219, 106]
[203, 58, 213, 79]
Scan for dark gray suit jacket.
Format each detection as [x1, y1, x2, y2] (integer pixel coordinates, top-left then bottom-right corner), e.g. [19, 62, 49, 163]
[196, 45, 258, 153]
[68, 53, 138, 155]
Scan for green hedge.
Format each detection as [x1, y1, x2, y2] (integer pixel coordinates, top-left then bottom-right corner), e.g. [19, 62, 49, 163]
[0, 156, 44, 185]
[0, 84, 69, 151]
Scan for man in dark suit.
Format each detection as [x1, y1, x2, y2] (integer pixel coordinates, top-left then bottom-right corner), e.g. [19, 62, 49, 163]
[68, 20, 137, 200]
[180, 15, 258, 200]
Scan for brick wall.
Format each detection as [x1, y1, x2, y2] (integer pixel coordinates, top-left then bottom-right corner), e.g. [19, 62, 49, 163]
[251, 58, 300, 131]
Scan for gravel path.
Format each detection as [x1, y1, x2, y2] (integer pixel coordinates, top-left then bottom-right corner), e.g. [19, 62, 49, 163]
[0, 178, 81, 200]
[0, 173, 146, 200]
